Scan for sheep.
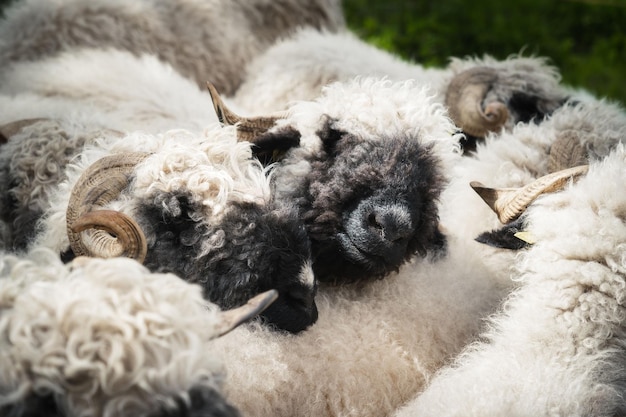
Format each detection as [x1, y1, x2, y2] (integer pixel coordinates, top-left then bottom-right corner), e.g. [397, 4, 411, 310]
[0, 0, 345, 95]
[230, 28, 571, 151]
[0, 246, 279, 417]
[2, 8, 624, 417]
[205, 64, 626, 417]
[0, 105, 317, 333]
[209, 75, 462, 284]
[393, 144, 626, 417]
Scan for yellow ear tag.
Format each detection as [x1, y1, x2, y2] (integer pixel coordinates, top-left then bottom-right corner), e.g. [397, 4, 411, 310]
[514, 231, 536, 245]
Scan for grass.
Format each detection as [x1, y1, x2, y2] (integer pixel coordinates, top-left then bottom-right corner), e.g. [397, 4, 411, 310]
[343, 0, 626, 105]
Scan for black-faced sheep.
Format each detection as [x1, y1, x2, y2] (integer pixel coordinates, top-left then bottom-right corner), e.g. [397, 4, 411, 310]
[0, 247, 278, 417]
[0, 0, 344, 95]
[209, 76, 458, 284]
[0, 114, 317, 334]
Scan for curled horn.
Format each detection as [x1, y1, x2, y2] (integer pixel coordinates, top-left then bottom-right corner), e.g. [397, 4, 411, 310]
[471, 164, 589, 224]
[67, 152, 150, 262]
[445, 67, 509, 138]
[214, 289, 279, 337]
[206, 82, 288, 142]
[548, 130, 588, 173]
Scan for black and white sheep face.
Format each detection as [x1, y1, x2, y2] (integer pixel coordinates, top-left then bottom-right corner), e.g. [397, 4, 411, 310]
[137, 194, 317, 334]
[270, 122, 447, 284]
[210, 78, 456, 284]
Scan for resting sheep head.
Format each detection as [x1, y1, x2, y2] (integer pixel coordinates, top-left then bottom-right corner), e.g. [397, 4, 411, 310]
[445, 64, 569, 150]
[65, 133, 317, 334]
[209, 79, 450, 284]
[444, 67, 509, 139]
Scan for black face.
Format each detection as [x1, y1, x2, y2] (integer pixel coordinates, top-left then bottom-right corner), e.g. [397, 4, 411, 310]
[139, 193, 317, 334]
[475, 216, 530, 250]
[252, 121, 447, 284]
[302, 124, 446, 284]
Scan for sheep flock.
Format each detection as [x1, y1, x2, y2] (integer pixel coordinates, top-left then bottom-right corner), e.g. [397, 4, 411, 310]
[0, 1, 625, 416]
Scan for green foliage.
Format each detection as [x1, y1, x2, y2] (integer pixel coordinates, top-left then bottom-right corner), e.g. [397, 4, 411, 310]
[343, 0, 626, 105]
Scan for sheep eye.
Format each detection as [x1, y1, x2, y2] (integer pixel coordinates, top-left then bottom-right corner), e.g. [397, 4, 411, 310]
[316, 117, 346, 154]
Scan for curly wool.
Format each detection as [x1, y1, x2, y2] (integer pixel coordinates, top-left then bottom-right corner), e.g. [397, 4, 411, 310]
[395, 144, 626, 417]
[0, 248, 238, 417]
[33, 125, 269, 255]
[211, 232, 507, 417]
[0, 48, 218, 133]
[0, 119, 118, 251]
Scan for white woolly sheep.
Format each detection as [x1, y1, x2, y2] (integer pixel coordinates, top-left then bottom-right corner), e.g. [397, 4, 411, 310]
[0, 247, 278, 417]
[393, 143, 626, 417]
[230, 28, 571, 152]
[0, 101, 317, 333]
[0, 0, 344, 95]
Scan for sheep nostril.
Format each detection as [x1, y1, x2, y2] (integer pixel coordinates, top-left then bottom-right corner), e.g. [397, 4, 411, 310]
[365, 207, 412, 243]
[367, 212, 384, 234]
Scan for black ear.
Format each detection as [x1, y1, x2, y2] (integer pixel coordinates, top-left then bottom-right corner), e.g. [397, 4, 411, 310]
[475, 217, 530, 250]
[315, 117, 346, 155]
[248, 126, 301, 166]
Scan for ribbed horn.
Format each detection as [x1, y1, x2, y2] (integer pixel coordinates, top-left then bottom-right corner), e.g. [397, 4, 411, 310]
[445, 67, 509, 138]
[67, 152, 150, 262]
[206, 82, 288, 142]
[470, 165, 589, 224]
[548, 130, 588, 173]
[214, 289, 279, 337]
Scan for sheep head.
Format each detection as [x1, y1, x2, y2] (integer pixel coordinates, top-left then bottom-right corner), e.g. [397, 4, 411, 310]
[66, 140, 317, 334]
[445, 64, 570, 151]
[208, 80, 449, 284]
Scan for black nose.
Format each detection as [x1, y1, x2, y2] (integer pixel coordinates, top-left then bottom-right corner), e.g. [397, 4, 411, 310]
[366, 207, 413, 243]
[344, 199, 415, 264]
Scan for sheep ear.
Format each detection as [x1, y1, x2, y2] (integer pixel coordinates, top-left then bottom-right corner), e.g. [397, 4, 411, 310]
[474, 217, 531, 250]
[246, 126, 302, 166]
[215, 289, 279, 337]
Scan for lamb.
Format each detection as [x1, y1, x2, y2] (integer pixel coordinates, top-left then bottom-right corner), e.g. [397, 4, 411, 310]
[393, 143, 626, 417]
[0, 246, 278, 417]
[0, 108, 317, 333]
[0, 0, 345, 95]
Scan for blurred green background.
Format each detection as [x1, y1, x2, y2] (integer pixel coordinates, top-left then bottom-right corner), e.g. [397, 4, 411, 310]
[1, 0, 624, 104]
[343, 0, 625, 105]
